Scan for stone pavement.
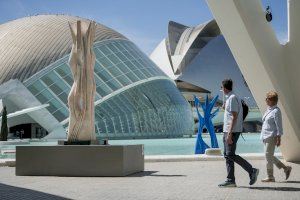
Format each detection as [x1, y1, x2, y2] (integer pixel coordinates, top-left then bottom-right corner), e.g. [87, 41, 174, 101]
[0, 160, 299, 200]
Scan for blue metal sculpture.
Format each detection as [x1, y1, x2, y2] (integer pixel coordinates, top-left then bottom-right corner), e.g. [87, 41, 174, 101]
[194, 95, 220, 154]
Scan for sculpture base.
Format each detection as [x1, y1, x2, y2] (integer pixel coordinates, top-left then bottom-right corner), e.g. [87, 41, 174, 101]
[205, 148, 222, 156]
[15, 145, 144, 177]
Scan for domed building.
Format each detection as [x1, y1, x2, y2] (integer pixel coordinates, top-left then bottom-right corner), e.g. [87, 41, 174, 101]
[0, 15, 193, 139]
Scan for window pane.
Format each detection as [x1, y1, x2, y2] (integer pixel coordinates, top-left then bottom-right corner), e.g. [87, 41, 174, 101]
[55, 64, 70, 77]
[36, 89, 54, 103]
[53, 109, 68, 122]
[106, 79, 122, 91]
[133, 69, 146, 79]
[98, 56, 113, 68]
[49, 84, 63, 95]
[124, 61, 136, 70]
[108, 43, 119, 52]
[63, 75, 73, 86]
[94, 61, 104, 73]
[99, 46, 112, 56]
[131, 60, 143, 69]
[141, 67, 152, 78]
[116, 62, 130, 74]
[115, 51, 127, 61]
[108, 66, 122, 77]
[96, 70, 112, 82]
[117, 75, 131, 86]
[58, 92, 68, 105]
[95, 75, 105, 86]
[41, 76, 54, 86]
[122, 50, 135, 60]
[114, 42, 126, 51]
[107, 53, 121, 65]
[125, 72, 139, 82]
[27, 81, 45, 95]
[104, 117, 114, 134]
[48, 98, 63, 112]
[96, 85, 111, 97]
[55, 68, 67, 77]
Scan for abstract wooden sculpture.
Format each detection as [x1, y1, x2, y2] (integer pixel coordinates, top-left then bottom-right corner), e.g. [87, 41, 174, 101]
[67, 20, 96, 142]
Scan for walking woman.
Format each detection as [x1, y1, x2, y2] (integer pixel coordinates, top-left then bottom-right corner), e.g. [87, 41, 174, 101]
[261, 91, 292, 182]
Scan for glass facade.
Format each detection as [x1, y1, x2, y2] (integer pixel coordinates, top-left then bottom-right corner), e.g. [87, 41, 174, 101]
[94, 79, 192, 138]
[24, 39, 193, 139]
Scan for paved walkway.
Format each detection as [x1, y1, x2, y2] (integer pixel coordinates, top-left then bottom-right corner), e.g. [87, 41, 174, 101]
[0, 160, 299, 200]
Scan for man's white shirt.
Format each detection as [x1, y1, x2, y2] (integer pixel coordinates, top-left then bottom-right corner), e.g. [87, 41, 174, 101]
[223, 91, 243, 133]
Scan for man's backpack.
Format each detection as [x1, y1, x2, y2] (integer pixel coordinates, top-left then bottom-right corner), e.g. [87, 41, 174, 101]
[241, 99, 249, 121]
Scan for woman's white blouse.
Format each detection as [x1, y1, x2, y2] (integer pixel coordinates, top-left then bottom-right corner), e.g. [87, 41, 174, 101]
[261, 106, 283, 140]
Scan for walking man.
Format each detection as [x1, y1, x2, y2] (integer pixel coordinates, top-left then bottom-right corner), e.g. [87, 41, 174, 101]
[218, 79, 259, 187]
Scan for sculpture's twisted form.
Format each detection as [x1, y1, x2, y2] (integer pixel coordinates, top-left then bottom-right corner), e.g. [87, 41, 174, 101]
[194, 95, 219, 154]
[67, 20, 96, 142]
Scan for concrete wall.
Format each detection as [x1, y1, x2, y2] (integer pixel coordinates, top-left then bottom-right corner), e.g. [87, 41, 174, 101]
[206, 0, 300, 161]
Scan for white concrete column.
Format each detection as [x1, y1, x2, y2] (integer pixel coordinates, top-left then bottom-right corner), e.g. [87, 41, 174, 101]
[206, 0, 300, 161]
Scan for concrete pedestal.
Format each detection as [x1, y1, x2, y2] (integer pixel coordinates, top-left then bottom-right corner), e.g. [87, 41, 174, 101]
[15, 145, 144, 177]
[205, 148, 222, 156]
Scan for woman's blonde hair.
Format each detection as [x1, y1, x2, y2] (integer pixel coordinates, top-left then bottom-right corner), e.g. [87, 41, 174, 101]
[266, 91, 278, 103]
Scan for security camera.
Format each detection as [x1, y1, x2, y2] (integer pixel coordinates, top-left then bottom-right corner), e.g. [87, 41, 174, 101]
[266, 6, 272, 22]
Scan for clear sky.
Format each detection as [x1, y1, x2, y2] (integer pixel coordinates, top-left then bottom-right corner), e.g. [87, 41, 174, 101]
[0, 0, 288, 55]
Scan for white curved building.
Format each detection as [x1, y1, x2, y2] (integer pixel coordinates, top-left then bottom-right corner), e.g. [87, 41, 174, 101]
[0, 15, 194, 139]
[150, 20, 257, 107]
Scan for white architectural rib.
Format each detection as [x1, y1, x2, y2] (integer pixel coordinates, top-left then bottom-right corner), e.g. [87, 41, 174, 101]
[150, 39, 176, 79]
[0, 104, 49, 120]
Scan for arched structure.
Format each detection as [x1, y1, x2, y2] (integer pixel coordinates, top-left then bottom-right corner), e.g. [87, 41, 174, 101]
[0, 15, 193, 139]
[207, 0, 300, 161]
[150, 19, 257, 108]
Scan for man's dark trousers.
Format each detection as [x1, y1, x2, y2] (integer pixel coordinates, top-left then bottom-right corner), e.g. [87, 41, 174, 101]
[223, 132, 253, 182]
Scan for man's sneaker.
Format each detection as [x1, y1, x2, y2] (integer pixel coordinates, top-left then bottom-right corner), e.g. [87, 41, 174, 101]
[284, 166, 292, 180]
[249, 168, 259, 185]
[261, 177, 275, 182]
[218, 181, 237, 188]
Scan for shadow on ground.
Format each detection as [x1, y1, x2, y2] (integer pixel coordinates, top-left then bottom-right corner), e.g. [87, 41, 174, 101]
[0, 183, 69, 200]
[280, 181, 300, 184]
[129, 171, 186, 177]
[239, 186, 300, 192]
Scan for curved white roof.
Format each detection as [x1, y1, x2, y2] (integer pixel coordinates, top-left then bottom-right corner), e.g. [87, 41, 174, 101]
[167, 20, 220, 74]
[0, 14, 126, 84]
[150, 39, 177, 79]
[150, 20, 257, 107]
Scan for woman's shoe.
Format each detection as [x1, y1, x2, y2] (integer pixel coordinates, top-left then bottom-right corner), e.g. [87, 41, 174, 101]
[261, 177, 275, 182]
[284, 166, 292, 180]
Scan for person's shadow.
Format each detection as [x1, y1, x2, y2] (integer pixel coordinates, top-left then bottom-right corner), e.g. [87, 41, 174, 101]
[239, 186, 300, 192]
[129, 171, 186, 177]
[281, 181, 300, 184]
